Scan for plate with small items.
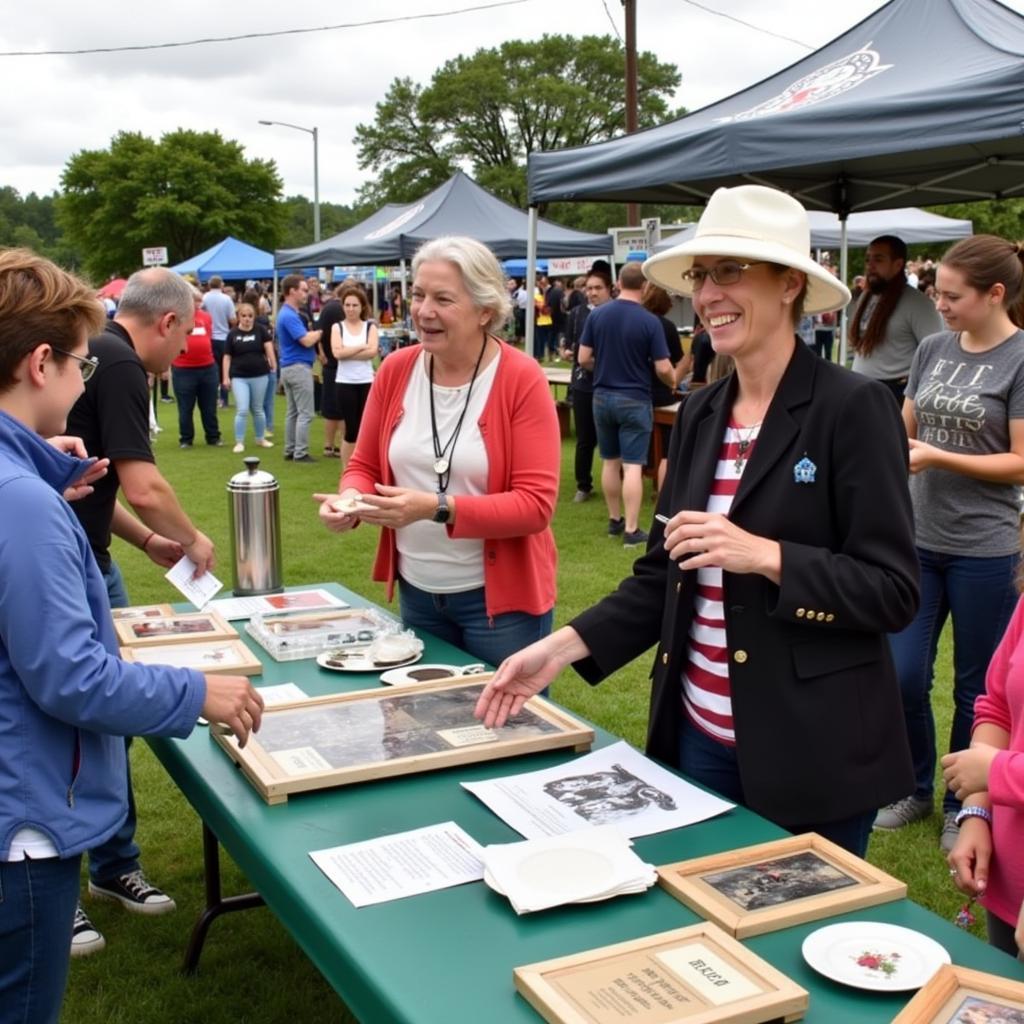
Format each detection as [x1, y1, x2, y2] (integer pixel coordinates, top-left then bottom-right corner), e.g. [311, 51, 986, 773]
[316, 649, 423, 673]
[801, 921, 950, 991]
[379, 663, 489, 686]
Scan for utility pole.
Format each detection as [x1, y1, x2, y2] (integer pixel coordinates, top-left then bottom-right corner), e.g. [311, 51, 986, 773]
[623, 0, 639, 227]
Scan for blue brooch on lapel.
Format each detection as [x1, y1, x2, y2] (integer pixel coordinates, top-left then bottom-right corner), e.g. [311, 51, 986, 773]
[793, 455, 816, 484]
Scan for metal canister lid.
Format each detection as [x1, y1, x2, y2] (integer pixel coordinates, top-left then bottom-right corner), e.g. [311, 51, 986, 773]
[226, 457, 278, 492]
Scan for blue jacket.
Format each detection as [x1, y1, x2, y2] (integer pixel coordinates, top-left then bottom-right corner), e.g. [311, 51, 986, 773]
[0, 411, 206, 859]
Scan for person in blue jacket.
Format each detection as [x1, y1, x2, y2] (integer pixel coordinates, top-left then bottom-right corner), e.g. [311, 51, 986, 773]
[0, 248, 264, 1024]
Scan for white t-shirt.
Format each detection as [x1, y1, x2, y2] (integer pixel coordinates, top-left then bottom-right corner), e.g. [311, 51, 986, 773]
[5, 826, 58, 861]
[335, 321, 376, 385]
[390, 349, 500, 593]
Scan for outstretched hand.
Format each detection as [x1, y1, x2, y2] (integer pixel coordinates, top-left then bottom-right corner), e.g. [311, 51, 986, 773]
[202, 675, 264, 748]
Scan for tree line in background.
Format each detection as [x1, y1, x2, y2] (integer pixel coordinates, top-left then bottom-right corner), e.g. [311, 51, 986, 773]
[1, 32, 1022, 283]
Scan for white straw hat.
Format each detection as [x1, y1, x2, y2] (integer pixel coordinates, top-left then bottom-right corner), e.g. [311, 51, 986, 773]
[643, 185, 851, 315]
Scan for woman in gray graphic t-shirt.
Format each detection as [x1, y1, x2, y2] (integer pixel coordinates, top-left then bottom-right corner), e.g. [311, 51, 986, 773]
[876, 235, 1024, 863]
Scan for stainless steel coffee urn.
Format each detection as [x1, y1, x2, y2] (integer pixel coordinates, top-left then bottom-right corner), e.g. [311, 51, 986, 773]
[227, 457, 283, 595]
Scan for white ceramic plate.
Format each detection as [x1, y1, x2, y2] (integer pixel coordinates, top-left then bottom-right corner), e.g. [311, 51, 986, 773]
[316, 650, 422, 673]
[379, 663, 488, 686]
[801, 921, 951, 992]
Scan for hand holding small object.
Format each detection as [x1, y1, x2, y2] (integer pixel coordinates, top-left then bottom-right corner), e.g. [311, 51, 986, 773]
[202, 675, 264, 748]
[657, 510, 782, 582]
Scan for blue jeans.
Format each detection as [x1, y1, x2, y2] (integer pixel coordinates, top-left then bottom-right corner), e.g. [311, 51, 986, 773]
[889, 547, 1019, 813]
[91, 563, 140, 883]
[0, 853, 82, 1024]
[678, 717, 875, 857]
[264, 369, 277, 432]
[593, 390, 653, 464]
[231, 375, 269, 443]
[171, 364, 220, 445]
[212, 337, 229, 404]
[533, 324, 553, 360]
[398, 578, 553, 667]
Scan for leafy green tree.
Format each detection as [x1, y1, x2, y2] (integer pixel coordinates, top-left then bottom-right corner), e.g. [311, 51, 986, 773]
[925, 201, 1024, 244]
[0, 186, 81, 268]
[58, 130, 285, 280]
[278, 195, 360, 249]
[355, 35, 680, 217]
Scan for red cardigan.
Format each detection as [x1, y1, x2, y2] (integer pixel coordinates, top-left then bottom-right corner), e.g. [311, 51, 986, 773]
[340, 341, 560, 618]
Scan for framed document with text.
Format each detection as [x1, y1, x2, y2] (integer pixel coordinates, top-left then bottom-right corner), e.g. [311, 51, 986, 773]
[211, 677, 594, 804]
[657, 833, 906, 939]
[514, 921, 808, 1024]
[114, 609, 235, 647]
[892, 964, 1024, 1023]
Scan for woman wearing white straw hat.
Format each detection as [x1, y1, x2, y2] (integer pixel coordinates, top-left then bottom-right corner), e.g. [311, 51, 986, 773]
[476, 185, 920, 856]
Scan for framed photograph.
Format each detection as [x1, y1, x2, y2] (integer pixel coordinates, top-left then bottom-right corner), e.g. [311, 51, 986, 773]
[114, 610, 235, 647]
[211, 678, 594, 804]
[120, 638, 261, 676]
[893, 964, 1024, 1023]
[514, 921, 808, 1024]
[110, 604, 174, 622]
[657, 833, 906, 938]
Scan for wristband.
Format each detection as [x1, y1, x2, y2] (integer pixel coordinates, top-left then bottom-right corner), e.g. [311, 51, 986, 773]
[954, 806, 993, 829]
[140, 532, 156, 553]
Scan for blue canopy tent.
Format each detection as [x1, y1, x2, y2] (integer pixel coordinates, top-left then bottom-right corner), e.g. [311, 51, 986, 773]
[169, 236, 275, 282]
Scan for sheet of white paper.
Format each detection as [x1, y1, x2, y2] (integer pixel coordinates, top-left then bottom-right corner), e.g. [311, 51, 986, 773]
[164, 556, 223, 610]
[310, 822, 485, 908]
[462, 740, 734, 840]
[209, 589, 349, 620]
[255, 683, 308, 707]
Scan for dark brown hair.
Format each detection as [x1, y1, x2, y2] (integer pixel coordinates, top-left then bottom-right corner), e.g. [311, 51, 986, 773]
[849, 237, 907, 356]
[941, 234, 1024, 328]
[338, 283, 371, 320]
[619, 262, 646, 290]
[0, 248, 105, 394]
[642, 282, 673, 317]
[280, 274, 304, 299]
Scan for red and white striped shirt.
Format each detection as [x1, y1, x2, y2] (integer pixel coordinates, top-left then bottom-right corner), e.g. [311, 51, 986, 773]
[681, 419, 761, 746]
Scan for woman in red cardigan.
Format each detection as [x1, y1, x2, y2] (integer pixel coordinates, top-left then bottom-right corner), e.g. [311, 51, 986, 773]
[315, 236, 560, 664]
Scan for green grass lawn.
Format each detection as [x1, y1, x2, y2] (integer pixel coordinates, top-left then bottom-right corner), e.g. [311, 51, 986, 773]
[62, 392, 973, 1023]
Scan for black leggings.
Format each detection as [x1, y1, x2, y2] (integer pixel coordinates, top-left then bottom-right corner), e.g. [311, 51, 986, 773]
[337, 382, 371, 443]
[987, 908, 1021, 958]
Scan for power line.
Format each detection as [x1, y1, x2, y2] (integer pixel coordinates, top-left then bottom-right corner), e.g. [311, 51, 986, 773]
[601, 0, 624, 43]
[0, 0, 532, 57]
[679, 0, 814, 51]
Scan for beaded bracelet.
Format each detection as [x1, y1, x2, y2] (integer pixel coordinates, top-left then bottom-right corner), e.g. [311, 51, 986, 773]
[954, 805, 992, 828]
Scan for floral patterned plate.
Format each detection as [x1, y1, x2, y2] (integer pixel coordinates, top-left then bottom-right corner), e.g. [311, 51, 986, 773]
[801, 921, 950, 991]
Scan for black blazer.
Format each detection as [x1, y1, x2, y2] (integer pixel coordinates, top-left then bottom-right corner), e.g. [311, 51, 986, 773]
[572, 340, 919, 827]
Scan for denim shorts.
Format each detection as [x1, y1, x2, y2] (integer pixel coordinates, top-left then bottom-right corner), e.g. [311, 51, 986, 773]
[593, 390, 653, 464]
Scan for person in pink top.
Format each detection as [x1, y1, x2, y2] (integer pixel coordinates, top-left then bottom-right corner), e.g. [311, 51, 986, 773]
[944, 592, 1024, 955]
[315, 236, 559, 665]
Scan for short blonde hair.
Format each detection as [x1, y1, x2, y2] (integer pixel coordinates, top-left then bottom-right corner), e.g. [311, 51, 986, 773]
[411, 236, 511, 333]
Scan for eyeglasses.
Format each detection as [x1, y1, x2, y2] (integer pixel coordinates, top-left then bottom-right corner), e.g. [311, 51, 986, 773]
[51, 346, 99, 382]
[681, 261, 765, 289]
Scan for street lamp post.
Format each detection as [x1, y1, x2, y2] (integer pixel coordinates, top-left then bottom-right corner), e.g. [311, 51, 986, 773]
[258, 119, 320, 242]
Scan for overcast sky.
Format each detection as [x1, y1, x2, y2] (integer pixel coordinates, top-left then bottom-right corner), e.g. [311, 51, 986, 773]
[3, 0, 1021, 209]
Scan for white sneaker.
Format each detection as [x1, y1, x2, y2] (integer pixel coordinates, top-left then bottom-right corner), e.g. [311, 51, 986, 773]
[232, 443, 245, 454]
[257, 439, 274, 448]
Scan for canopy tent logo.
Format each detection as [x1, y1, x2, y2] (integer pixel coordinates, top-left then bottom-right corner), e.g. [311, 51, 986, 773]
[715, 44, 893, 124]
[364, 203, 425, 241]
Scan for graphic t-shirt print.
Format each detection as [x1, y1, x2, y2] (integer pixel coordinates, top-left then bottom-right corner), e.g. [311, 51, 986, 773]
[915, 357, 992, 450]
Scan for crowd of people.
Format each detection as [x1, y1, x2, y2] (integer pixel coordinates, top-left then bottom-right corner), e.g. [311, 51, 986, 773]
[9, 184, 1024, 1021]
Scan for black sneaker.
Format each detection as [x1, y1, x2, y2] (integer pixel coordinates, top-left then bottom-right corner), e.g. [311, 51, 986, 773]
[88, 870, 176, 916]
[607, 517, 625, 536]
[71, 902, 105, 957]
[283, 452, 294, 461]
[292, 454, 317, 463]
[623, 528, 649, 547]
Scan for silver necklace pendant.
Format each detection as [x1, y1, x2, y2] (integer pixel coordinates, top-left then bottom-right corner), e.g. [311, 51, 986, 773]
[433, 456, 450, 475]
[733, 439, 751, 473]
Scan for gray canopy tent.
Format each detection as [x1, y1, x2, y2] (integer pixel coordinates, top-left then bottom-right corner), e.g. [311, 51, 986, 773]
[521, 0, 1024, 356]
[654, 207, 973, 252]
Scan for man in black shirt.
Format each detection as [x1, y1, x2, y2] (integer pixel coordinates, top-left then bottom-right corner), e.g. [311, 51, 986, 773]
[65, 268, 219, 957]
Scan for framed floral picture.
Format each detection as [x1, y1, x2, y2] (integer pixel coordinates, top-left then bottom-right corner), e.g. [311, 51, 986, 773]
[657, 833, 906, 938]
[114, 610, 235, 647]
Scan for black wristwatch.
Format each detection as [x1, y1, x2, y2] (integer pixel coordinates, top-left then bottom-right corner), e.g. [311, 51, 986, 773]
[432, 492, 450, 524]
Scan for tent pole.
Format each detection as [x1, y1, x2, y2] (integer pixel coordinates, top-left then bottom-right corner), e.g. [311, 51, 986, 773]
[526, 206, 538, 355]
[272, 269, 279, 321]
[838, 216, 849, 366]
[400, 259, 407, 303]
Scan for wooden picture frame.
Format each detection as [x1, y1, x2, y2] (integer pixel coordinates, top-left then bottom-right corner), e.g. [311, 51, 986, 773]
[211, 676, 594, 804]
[514, 921, 808, 1024]
[120, 638, 261, 676]
[892, 964, 1024, 1023]
[657, 833, 906, 938]
[115, 609, 235, 647]
[110, 603, 174, 622]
